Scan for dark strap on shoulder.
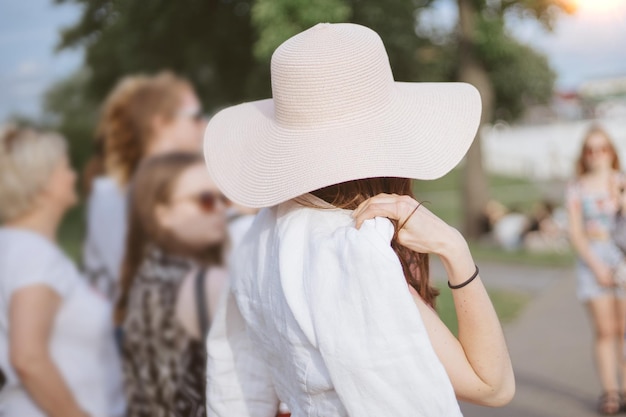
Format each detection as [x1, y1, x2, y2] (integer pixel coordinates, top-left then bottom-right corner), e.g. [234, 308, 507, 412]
[194, 268, 210, 342]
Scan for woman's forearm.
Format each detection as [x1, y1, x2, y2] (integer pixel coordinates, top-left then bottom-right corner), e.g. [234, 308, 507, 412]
[438, 237, 515, 404]
[570, 232, 602, 270]
[13, 353, 88, 417]
[566, 205, 604, 270]
[352, 194, 514, 404]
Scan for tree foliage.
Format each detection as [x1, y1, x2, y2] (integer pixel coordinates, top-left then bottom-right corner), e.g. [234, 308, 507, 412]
[350, 0, 437, 82]
[43, 70, 99, 170]
[55, 0, 263, 109]
[454, 0, 572, 237]
[499, 0, 576, 29]
[51, 0, 266, 172]
[52, 0, 564, 121]
[47, 0, 568, 179]
[249, 0, 563, 122]
[251, 0, 437, 81]
[474, 0, 573, 111]
[251, 0, 351, 61]
[474, 15, 557, 121]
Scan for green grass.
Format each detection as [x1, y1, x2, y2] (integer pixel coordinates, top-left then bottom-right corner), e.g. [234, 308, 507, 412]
[413, 168, 548, 226]
[436, 285, 530, 336]
[413, 168, 574, 268]
[468, 242, 575, 268]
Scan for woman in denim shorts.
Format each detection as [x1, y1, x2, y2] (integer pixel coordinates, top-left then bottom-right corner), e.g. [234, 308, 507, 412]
[567, 124, 626, 415]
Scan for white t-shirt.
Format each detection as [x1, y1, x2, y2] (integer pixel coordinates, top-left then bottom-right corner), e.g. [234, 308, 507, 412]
[0, 228, 125, 417]
[83, 176, 128, 301]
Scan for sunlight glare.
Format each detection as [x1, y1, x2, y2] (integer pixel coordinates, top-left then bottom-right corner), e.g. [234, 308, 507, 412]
[572, 0, 626, 15]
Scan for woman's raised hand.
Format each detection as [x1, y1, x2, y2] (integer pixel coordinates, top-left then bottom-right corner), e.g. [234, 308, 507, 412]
[352, 193, 466, 256]
[353, 194, 515, 406]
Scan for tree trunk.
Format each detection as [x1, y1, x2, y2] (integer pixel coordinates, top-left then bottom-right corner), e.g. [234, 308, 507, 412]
[457, 0, 493, 239]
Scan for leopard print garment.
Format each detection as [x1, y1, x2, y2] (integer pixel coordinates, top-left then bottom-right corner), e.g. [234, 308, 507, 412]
[121, 248, 206, 417]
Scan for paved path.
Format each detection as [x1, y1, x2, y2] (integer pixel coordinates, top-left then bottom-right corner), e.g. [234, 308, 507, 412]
[431, 260, 604, 417]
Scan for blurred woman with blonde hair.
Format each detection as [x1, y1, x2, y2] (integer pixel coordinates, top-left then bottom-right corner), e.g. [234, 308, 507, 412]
[0, 126, 124, 417]
[83, 72, 206, 301]
[566, 124, 626, 414]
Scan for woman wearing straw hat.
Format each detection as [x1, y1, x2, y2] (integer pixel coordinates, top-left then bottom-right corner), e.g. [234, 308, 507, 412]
[205, 23, 514, 416]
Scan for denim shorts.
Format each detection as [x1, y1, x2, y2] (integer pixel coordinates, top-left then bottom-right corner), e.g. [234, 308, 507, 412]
[576, 240, 626, 301]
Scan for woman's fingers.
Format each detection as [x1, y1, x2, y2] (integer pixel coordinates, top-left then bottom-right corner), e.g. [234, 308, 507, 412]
[353, 194, 422, 229]
[353, 195, 413, 229]
[352, 193, 465, 255]
[353, 193, 396, 216]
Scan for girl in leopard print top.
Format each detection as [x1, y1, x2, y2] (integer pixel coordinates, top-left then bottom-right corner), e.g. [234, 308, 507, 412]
[116, 153, 228, 417]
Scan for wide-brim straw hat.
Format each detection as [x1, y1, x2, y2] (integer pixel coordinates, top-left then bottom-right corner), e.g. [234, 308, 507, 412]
[204, 23, 482, 208]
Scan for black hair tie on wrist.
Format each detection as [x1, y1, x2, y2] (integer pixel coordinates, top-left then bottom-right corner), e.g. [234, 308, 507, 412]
[448, 265, 480, 289]
[398, 202, 422, 231]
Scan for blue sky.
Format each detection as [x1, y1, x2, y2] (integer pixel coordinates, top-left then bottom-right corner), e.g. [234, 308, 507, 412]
[1, 0, 626, 121]
[421, 0, 626, 87]
[0, 0, 82, 120]
[508, 0, 626, 87]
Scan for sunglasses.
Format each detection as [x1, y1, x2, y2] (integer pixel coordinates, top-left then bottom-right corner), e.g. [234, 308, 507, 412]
[584, 145, 610, 156]
[178, 107, 205, 123]
[173, 191, 230, 212]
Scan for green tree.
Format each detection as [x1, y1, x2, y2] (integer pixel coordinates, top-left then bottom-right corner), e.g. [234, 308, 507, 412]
[252, 0, 351, 60]
[50, 0, 563, 239]
[457, 0, 573, 238]
[478, 21, 556, 121]
[55, 0, 264, 110]
[51, 0, 440, 170]
[349, 0, 437, 82]
[252, 0, 438, 81]
[43, 70, 99, 173]
[51, 0, 271, 175]
[249, 0, 561, 240]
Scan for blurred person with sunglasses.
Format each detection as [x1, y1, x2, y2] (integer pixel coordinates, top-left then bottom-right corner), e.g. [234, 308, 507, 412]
[114, 153, 228, 417]
[566, 124, 626, 414]
[0, 126, 124, 417]
[83, 72, 206, 302]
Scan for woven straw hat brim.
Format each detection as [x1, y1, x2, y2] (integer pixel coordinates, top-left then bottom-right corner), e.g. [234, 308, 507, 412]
[204, 81, 481, 208]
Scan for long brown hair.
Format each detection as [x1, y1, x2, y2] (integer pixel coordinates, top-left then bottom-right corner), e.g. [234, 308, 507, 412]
[311, 177, 439, 308]
[101, 72, 192, 187]
[575, 124, 620, 177]
[115, 153, 222, 325]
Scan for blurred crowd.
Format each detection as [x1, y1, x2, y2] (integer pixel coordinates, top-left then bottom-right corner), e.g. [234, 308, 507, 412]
[0, 72, 274, 417]
[479, 199, 569, 253]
